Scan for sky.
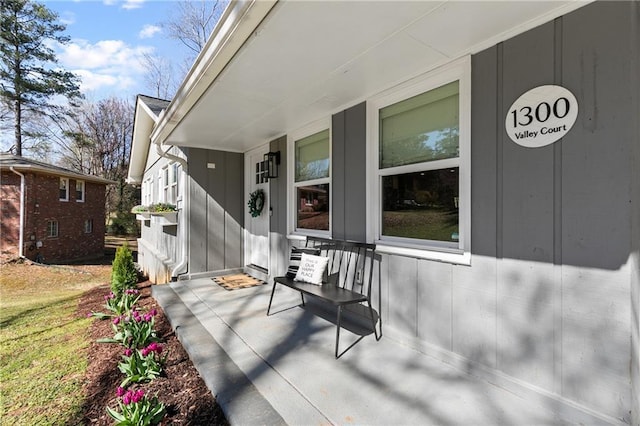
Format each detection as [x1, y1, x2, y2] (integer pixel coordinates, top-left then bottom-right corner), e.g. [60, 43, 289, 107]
[43, 0, 197, 101]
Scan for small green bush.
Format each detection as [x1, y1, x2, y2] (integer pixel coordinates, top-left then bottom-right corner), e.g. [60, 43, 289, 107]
[111, 243, 138, 298]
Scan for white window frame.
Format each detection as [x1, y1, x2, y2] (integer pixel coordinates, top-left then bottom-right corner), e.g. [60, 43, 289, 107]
[47, 220, 59, 238]
[287, 118, 332, 238]
[157, 169, 163, 203]
[367, 56, 471, 265]
[59, 178, 69, 201]
[75, 180, 85, 203]
[84, 218, 93, 234]
[142, 177, 150, 206]
[170, 163, 179, 204]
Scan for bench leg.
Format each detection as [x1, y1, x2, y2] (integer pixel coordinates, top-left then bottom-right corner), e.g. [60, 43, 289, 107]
[301, 293, 305, 307]
[266, 282, 278, 316]
[367, 300, 381, 341]
[335, 305, 343, 358]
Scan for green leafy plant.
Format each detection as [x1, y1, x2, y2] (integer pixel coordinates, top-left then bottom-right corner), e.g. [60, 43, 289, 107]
[149, 203, 176, 212]
[118, 342, 167, 388]
[89, 289, 142, 320]
[111, 244, 138, 298]
[101, 307, 160, 348]
[107, 388, 166, 426]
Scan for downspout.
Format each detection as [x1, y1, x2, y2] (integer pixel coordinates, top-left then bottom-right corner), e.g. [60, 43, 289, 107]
[154, 143, 189, 279]
[9, 167, 25, 258]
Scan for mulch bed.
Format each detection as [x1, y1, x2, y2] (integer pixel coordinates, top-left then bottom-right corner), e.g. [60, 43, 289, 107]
[78, 281, 228, 425]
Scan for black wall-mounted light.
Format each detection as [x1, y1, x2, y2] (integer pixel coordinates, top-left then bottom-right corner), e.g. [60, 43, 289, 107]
[263, 151, 281, 180]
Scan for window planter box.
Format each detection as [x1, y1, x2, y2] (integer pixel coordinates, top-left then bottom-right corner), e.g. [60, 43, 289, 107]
[150, 211, 178, 226]
[135, 212, 151, 221]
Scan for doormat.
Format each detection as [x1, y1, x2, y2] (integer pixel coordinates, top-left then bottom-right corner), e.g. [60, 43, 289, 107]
[212, 273, 266, 291]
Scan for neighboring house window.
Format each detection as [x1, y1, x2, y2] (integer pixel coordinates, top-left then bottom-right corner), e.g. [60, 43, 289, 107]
[84, 219, 93, 233]
[47, 220, 58, 237]
[291, 125, 331, 234]
[59, 178, 69, 201]
[76, 180, 85, 202]
[368, 57, 471, 263]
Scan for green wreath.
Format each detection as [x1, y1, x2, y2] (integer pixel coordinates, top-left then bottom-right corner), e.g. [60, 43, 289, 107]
[248, 189, 265, 218]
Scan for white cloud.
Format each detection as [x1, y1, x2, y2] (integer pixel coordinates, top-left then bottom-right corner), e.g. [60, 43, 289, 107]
[102, 0, 145, 10]
[54, 39, 154, 96]
[139, 25, 161, 39]
[122, 0, 145, 10]
[59, 11, 76, 26]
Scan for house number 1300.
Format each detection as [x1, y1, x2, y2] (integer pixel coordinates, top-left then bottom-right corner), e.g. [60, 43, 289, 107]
[505, 85, 579, 148]
[510, 97, 570, 128]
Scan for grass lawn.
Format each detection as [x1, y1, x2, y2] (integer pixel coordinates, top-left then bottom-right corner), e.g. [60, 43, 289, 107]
[383, 208, 458, 242]
[0, 262, 111, 425]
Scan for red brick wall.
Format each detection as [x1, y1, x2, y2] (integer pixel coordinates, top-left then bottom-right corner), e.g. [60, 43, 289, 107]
[0, 171, 21, 257]
[1, 170, 107, 262]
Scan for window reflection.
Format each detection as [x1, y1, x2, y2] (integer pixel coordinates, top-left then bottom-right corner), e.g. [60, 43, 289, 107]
[296, 184, 329, 231]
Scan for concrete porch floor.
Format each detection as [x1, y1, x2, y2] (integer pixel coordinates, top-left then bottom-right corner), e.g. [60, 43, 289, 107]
[152, 278, 609, 425]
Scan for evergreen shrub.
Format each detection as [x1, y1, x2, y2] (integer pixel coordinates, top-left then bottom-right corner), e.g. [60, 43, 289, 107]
[111, 243, 138, 297]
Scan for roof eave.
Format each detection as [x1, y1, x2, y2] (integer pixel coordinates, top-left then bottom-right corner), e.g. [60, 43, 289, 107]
[149, 0, 277, 147]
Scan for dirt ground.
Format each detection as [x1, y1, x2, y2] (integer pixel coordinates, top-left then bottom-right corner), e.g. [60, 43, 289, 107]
[79, 281, 229, 425]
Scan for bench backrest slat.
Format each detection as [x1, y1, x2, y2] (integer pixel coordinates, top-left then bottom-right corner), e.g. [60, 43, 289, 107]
[304, 237, 376, 298]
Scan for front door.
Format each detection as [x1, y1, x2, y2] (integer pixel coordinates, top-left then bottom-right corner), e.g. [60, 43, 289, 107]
[245, 145, 270, 270]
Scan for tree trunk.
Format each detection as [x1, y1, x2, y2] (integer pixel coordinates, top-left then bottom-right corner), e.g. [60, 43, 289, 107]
[13, 98, 22, 157]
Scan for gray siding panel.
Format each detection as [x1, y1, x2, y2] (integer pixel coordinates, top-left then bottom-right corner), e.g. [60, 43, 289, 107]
[225, 152, 244, 269]
[332, 102, 367, 241]
[344, 103, 367, 242]
[560, 1, 635, 416]
[332, 111, 346, 240]
[471, 47, 498, 259]
[631, 3, 640, 425]
[208, 150, 226, 271]
[375, 2, 635, 421]
[270, 136, 288, 276]
[189, 148, 244, 274]
[188, 149, 208, 273]
[562, 2, 633, 270]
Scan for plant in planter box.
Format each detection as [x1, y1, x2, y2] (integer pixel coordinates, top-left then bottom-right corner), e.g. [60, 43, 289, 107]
[148, 203, 176, 212]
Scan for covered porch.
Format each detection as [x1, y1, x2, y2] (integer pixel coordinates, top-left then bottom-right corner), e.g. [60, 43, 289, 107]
[153, 278, 607, 425]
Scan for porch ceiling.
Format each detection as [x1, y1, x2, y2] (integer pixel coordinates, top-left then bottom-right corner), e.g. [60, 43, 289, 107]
[161, 0, 589, 153]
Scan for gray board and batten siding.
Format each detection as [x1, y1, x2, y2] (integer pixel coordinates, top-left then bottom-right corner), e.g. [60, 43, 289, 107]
[266, 2, 637, 422]
[188, 148, 245, 275]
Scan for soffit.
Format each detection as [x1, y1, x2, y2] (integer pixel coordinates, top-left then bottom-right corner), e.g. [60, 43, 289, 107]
[163, 0, 588, 152]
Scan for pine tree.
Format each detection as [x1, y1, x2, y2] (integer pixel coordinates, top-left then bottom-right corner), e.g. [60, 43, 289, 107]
[0, 0, 82, 156]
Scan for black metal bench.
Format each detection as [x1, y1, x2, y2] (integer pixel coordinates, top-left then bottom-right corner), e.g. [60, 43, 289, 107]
[266, 237, 381, 358]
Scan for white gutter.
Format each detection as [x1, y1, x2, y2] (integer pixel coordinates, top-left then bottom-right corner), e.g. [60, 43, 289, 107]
[154, 143, 189, 279]
[9, 167, 25, 258]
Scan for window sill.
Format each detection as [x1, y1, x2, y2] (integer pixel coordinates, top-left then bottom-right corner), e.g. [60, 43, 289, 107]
[374, 241, 471, 265]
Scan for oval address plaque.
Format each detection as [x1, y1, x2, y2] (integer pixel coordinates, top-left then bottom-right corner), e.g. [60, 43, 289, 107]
[505, 85, 578, 148]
